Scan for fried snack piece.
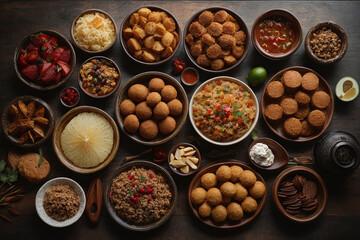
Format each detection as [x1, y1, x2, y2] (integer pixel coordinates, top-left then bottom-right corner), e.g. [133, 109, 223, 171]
[241, 196, 258, 213]
[211, 59, 225, 70]
[249, 181, 266, 199]
[211, 205, 228, 222]
[227, 202, 244, 221]
[197, 54, 211, 67]
[223, 22, 236, 35]
[308, 110, 326, 128]
[123, 114, 140, 134]
[311, 91, 330, 109]
[216, 165, 232, 182]
[191, 187, 207, 205]
[18, 152, 50, 184]
[139, 120, 158, 139]
[283, 117, 302, 137]
[135, 101, 152, 120]
[199, 202, 212, 217]
[167, 99, 183, 116]
[161, 85, 177, 101]
[302, 72, 319, 92]
[201, 173, 217, 189]
[230, 165, 243, 182]
[208, 22, 223, 37]
[214, 10, 228, 23]
[128, 84, 149, 103]
[189, 21, 205, 38]
[239, 170, 256, 187]
[158, 116, 176, 135]
[206, 43, 221, 59]
[206, 188, 223, 206]
[295, 105, 310, 120]
[282, 70, 302, 91]
[149, 77, 165, 92]
[153, 102, 169, 120]
[198, 10, 214, 27]
[234, 182, 248, 201]
[295, 91, 311, 106]
[146, 92, 161, 107]
[120, 99, 136, 116]
[265, 104, 283, 121]
[266, 81, 284, 99]
[220, 181, 237, 197]
[280, 98, 298, 116]
[219, 34, 236, 49]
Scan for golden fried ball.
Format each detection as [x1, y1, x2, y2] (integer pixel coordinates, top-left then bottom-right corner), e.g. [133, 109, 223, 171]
[219, 34, 236, 49]
[197, 54, 211, 67]
[206, 43, 221, 59]
[232, 45, 244, 58]
[207, 22, 223, 37]
[128, 84, 149, 102]
[201, 173, 217, 189]
[153, 101, 169, 120]
[189, 21, 206, 38]
[216, 165, 232, 182]
[234, 31, 246, 45]
[201, 33, 215, 46]
[211, 205, 227, 223]
[233, 182, 248, 202]
[146, 92, 161, 107]
[158, 116, 176, 135]
[139, 120, 158, 139]
[249, 181, 266, 199]
[198, 10, 214, 27]
[161, 85, 177, 101]
[230, 165, 243, 182]
[206, 188, 223, 206]
[191, 187, 207, 205]
[220, 181, 237, 197]
[149, 77, 165, 92]
[227, 202, 244, 221]
[185, 34, 194, 46]
[241, 196, 258, 213]
[135, 101, 152, 120]
[190, 44, 203, 58]
[167, 99, 183, 116]
[239, 170, 256, 187]
[222, 21, 236, 35]
[199, 202, 212, 217]
[120, 99, 136, 116]
[211, 59, 225, 70]
[123, 114, 140, 134]
[214, 10, 228, 23]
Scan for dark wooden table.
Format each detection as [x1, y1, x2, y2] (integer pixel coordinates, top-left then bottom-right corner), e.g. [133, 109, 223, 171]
[1, 1, 359, 239]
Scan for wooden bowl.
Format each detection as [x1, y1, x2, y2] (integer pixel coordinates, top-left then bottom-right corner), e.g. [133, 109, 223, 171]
[305, 21, 348, 65]
[248, 138, 289, 171]
[59, 86, 80, 108]
[189, 76, 259, 146]
[272, 166, 328, 223]
[78, 56, 121, 98]
[119, 6, 181, 66]
[103, 160, 178, 231]
[168, 143, 202, 176]
[14, 30, 76, 91]
[261, 66, 334, 142]
[188, 160, 267, 228]
[183, 7, 250, 73]
[114, 71, 188, 146]
[251, 9, 302, 60]
[52, 106, 119, 174]
[1, 95, 54, 148]
[71, 9, 117, 54]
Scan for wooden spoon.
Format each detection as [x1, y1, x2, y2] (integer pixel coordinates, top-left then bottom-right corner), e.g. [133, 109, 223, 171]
[85, 178, 102, 224]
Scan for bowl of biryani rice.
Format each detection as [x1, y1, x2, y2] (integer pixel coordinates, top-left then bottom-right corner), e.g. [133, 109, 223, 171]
[189, 76, 259, 146]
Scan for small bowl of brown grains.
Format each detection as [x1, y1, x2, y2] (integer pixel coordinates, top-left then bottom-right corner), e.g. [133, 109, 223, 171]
[35, 177, 86, 227]
[305, 21, 348, 65]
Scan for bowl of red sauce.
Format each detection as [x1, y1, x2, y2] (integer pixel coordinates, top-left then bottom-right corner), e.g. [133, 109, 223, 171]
[251, 9, 302, 60]
[181, 67, 199, 86]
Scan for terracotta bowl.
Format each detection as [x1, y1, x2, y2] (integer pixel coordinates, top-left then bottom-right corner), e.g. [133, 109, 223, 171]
[103, 160, 178, 231]
[119, 6, 181, 66]
[71, 9, 117, 54]
[52, 106, 119, 174]
[251, 9, 302, 60]
[305, 21, 348, 65]
[1, 95, 54, 148]
[60, 86, 80, 108]
[248, 137, 289, 171]
[114, 71, 188, 146]
[188, 159, 267, 229]
[168, 143, 202, 176]
[78, 56, 121, 98]
[272, 166, 327, 223]
[183, 7, 250, 73]
[14, 30, 76, 91]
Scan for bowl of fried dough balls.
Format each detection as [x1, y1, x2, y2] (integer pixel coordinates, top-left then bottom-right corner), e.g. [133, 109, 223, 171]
[188, 160, 266, 228]
[184, 7, 250, 73]
[115, 71, 188, 145]
[120, 6, 181, 65]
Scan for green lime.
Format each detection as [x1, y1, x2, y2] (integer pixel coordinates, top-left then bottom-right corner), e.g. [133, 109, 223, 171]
[247, 67, 267, 86]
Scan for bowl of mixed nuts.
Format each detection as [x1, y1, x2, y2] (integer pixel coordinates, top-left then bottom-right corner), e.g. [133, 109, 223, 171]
[168, 143, 201, 176]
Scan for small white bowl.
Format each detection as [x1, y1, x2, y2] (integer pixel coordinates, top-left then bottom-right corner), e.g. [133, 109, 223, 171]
[35, 177, 86, 227]
[181, 67, 199, 86]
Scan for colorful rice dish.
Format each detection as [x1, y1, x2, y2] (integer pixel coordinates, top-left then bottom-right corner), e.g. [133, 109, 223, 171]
[192, 79, 256, 142]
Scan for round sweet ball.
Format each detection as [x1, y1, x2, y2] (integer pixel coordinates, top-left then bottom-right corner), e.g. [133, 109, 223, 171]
[241, 196, 258, 213]
[211, 205, 227, 223]
[167, 99, 183, 116]
[135, 101, 152, 120]
[191, 187, 207, 205]
[201, 173, 217, 189]
[161, 85, 177, 101]
[149, 77, 165, 92]
[199, 202, 212, 218]
[153, 102, 169, 120]
[220, 181, 236, 197]
[120, 99, 136, 116]
[230, 165, 243, 182]
[206, 188, 223, 206]
[123, 114, 140, 133]
[233, 182, 248, 202]
[158, 116, 176, 135]
[128, 84, 149, 102]
[249, 181, 266, 199]
[227, 202, 244, 221]
[139, 120, 158, 140]
[216, 165, 232, 182]
[239, 170, 256, 188]
[146, 92, 161, 107]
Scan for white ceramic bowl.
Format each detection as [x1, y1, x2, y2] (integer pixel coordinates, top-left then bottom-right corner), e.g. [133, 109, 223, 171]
[35, 177, 86, 227]
[189, 76, 259, 146]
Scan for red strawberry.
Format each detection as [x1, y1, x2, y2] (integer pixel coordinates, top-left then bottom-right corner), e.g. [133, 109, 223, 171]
[47, 51, 61, 62]
[54, 72, 61, 83]
[39, 33, 51, 42]
[56, 60, 71, 77]
[58, 49, 70, 63]
[21, 65, 39, 80]
[41, 64, 57, 83]
[27, 50, 39, 63]
[26, 43, 39, 52]
[18, 55, 28, 67]
[54, 47, 65, 54]
[49, 37, 58, 46]
[40, 42, 53, 58]
[40, 62, 52, 77]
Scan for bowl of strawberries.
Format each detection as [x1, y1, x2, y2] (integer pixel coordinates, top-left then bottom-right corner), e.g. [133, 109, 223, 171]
[14, 30, 76, 91]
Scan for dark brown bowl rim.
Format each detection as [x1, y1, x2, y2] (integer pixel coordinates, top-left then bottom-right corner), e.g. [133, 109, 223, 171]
[1, 95, 55, 148]
[60, 86, 80, 108]
[272, 166, 328, 223]
[103, 160, 178, 231]
[261, 66, 334, 142]
[70, 9, 117, 54]
[305, 21, 348, 65]
[78, 56, 121, 98]
[14, 29, 76, 91]
[183, 6, 250, 73]
[119, 5, 182, 66]
[248, 137, 289, 170]
[251, 9, 303, 60]
[168, 143, 202, 176]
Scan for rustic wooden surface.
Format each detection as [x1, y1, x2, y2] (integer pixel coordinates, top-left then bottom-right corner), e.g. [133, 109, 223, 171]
[1, 1, 359, 239]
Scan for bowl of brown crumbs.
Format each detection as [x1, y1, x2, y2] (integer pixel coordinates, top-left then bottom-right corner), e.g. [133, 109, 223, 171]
[35, 177, 86, 227]
[305, 21, 348, 65]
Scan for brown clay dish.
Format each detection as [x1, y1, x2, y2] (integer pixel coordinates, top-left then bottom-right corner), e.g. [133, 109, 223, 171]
[248, 137, 289, 171]
[305, 21, 348, 65]
[168, 143, 202, 176]
[261, 66, 334, 142]
[188, 159, 267, 229]
[272, 166, 327, 223]
[52, 106, 119, 174]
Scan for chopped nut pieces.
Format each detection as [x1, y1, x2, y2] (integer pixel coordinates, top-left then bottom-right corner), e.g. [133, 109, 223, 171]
[170, 145, 199, 174]
[310, 27, 341, 59]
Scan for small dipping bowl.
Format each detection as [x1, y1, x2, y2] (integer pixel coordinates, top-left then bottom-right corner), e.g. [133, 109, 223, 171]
[168, 143, 201, 176]
[181, 67, 199, 86]
[60, 86, 80, 108]
[248, 137, 289, 171]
